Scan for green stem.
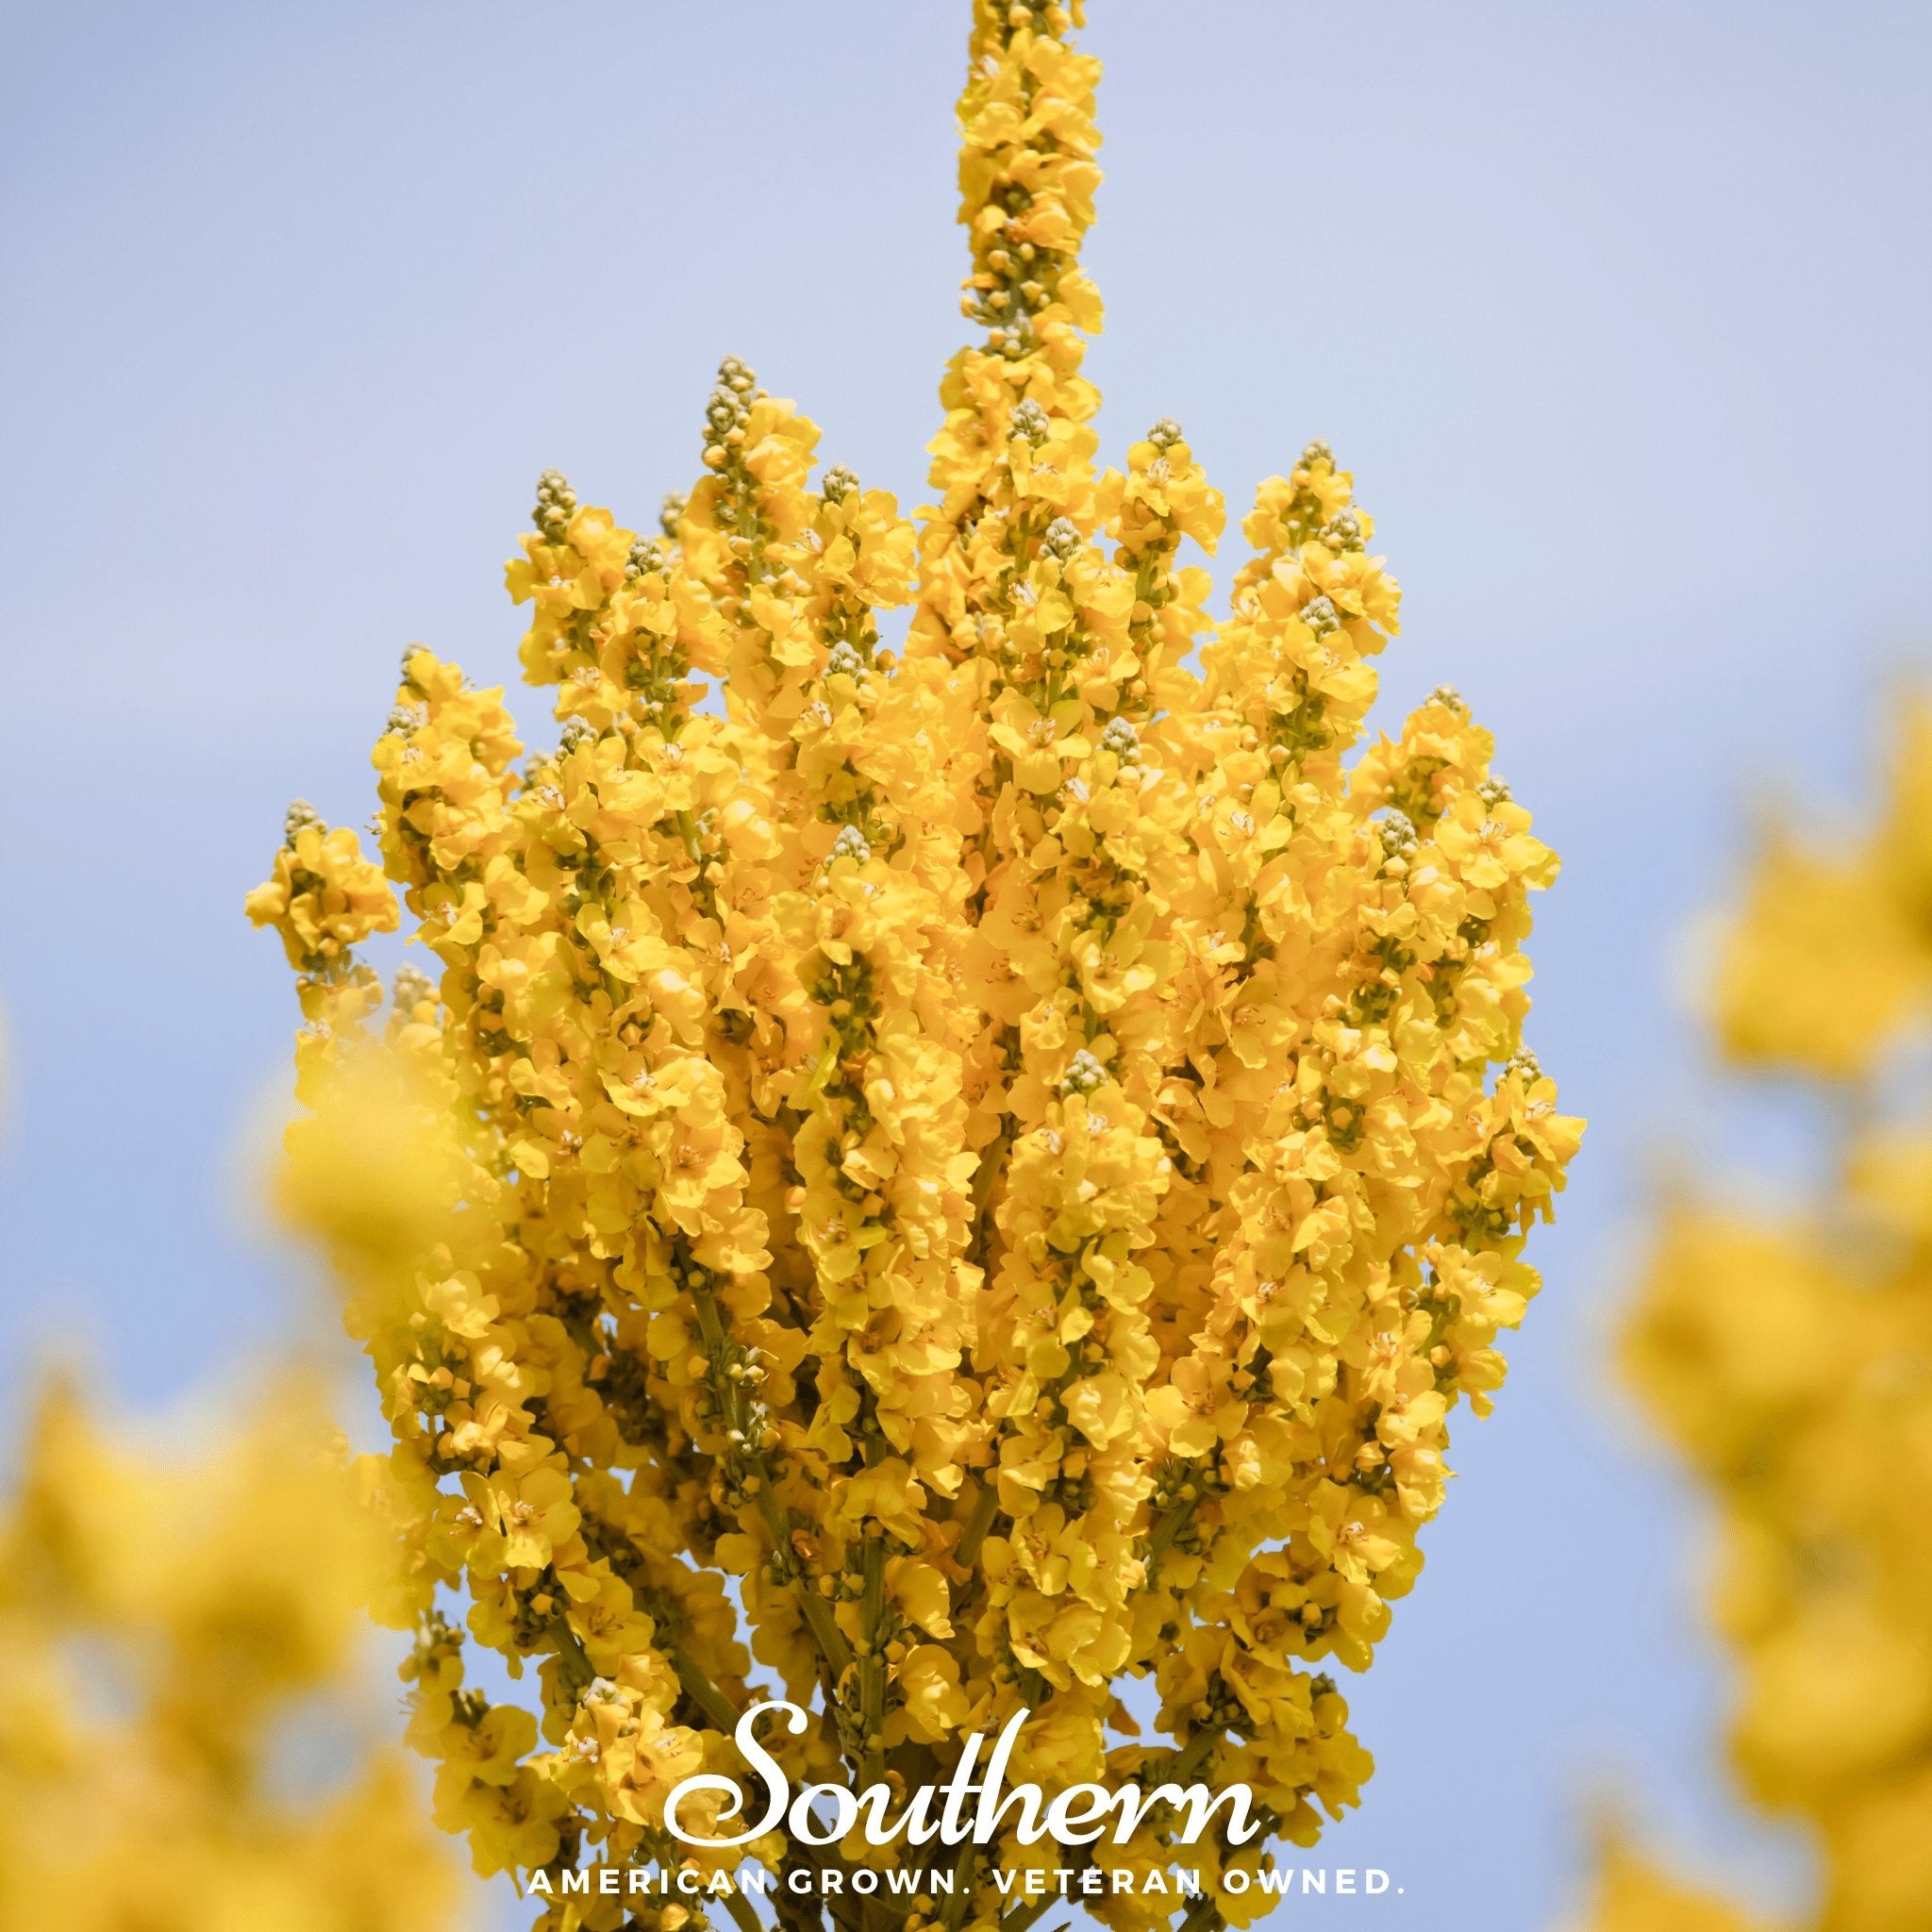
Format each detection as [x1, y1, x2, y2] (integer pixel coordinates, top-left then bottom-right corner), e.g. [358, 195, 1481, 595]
[761, 1486, 856, 1681]
[720, 1883, 766, 1932]
[969, 1124, 1012, 1265]
[1175, 1893, 1223, 1932]
[938, 1839, 980, 1932]
[999, 1890, 1066, 1932]
[858, 1536, 887, 1788]
[956, 1478, 1000, 1571]
[1168, 1724, 1224, 1785]
[547, 1613, 594, 1697]
[998, 1845, 1092, 1932]
[670, 1646, 741, 1735]
[663, 1648, 861, 1932]
[999, 1900, 1051, 1932]
[691, 1281, 854, 1686]
[1143, 1498, 1196, 1574]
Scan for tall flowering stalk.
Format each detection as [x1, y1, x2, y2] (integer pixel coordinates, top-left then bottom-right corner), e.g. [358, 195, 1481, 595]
[250, 3, 1578, 1926]
[1572, 705, 1932, 1932]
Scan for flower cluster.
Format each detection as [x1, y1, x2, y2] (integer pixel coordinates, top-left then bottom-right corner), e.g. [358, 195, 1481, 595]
[251, 4, 1576, 1927]
[0, 1376, 458, 1932]
[1573, 703, 1932, 1932]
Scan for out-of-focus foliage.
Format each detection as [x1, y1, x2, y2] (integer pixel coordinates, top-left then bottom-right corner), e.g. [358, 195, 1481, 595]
[1572, 701, 1932, 1932]
[0, 1375, 459, 1932]
[250, 2, 1578, 1927]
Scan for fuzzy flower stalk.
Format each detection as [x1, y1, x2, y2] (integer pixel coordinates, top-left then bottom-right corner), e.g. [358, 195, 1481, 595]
[249, 4, 1579, 1928]
[1571, 703, 1932, 1932]
[0, 1376, 459, 1932]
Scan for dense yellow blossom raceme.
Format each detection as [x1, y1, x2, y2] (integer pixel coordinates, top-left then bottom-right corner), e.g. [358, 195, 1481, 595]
[1570, 703, 1932, 1932]
[0, 1376, 458, 1932]
[250, 4, 1578, 1927]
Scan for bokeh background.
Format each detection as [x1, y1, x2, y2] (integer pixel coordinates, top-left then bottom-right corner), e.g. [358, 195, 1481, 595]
[3, 3, 1928, 1926]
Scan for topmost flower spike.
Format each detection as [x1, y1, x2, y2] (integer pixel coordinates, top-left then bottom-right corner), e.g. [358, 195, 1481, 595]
[250, 2, 1583, 1926]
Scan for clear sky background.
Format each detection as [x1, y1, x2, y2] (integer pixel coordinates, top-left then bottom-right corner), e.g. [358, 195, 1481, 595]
[3, 3, 1929, 1928]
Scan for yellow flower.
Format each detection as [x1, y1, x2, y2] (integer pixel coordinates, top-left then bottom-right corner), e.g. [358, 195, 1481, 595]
[250, 1, 1576, 1919]
[473, 1464, 580, 1574]
[244, 808, 397, 974]
[0, 1378, 460, 1931]
[1581, 692, 1932, 1932]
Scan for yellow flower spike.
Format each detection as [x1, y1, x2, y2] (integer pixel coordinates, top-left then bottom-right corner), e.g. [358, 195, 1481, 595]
[252, 3, 1574, 1924]
[1716, 833, 1924, 1079]
[244, 798, 399, 977]
[0, 1376, 461, 1932]
[1565, 695, 1932, 1932]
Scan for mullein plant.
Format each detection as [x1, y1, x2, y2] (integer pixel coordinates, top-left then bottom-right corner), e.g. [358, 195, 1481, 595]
[247, 1, 1579, 1925]
[1572, 706, 1932, 1932]
[0, 1377, 458, 1932]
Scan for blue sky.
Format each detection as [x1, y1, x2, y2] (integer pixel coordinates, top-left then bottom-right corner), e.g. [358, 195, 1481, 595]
[3, 4, 1929, 1928]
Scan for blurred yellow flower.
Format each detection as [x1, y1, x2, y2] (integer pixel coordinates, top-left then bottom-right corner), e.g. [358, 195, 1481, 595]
[0, 1377, 458, 1932]
[1575, 700, 1932, 1932]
